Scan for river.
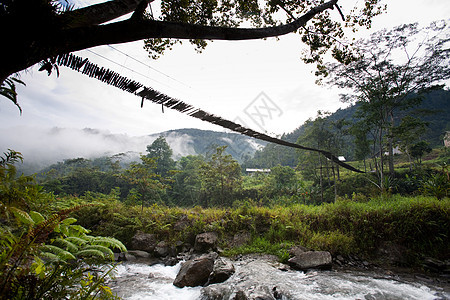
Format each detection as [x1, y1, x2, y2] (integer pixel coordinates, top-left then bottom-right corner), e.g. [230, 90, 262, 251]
[108, 257, 449, 300]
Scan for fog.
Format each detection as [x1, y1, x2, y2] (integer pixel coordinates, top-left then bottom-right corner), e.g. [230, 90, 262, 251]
[0, 126, 196, 171]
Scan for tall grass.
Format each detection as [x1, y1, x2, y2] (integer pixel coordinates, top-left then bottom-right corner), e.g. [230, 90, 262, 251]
[71, 194, 449, 264]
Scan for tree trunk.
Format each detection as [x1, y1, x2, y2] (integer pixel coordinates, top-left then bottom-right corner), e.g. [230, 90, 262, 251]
[387, 113, 395, 175]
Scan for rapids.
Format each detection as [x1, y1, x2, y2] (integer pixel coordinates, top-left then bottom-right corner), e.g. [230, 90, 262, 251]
[108, 257, 449, 300]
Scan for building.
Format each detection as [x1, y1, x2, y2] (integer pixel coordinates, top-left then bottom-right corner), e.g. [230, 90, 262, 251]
[445, 131, 450, 148]
[245, 168, 271, 175]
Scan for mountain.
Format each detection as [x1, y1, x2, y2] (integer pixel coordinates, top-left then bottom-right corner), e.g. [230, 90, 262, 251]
[247, 88, 450, 168]
[1, 127, 265, 174]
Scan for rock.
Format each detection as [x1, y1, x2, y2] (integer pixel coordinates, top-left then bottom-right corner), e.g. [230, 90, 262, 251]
[201, 285, 233, 300]
[288, 251, 332, 271]
[127, 250, 151, 259]
[194, 232, 218, 253]
[162, 256, 179, 266]
[155, 241, 174, 257]
[130, 231, 158, 253]
[124, 253, 137, 261]
[174, 214, 191, 231]
[201, 257, 297, 300]
[208, 257, 235, 284]
[422, 257, 447, 273]
[234, 290, 248, 300]
[232, 231, 251, 248]
[114, 252, 126, 261]
[173, 254, 215, 288]
[289, 245, 309, 257]
[376, 241, 408, 266]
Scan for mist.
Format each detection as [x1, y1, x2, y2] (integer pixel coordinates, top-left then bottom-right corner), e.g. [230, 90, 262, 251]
[0, 126, 196, 171]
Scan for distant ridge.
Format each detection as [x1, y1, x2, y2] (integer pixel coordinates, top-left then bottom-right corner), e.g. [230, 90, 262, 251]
[2, 127, 265, 174]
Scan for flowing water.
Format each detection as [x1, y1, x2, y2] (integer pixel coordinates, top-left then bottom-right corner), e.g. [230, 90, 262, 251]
[108, 258, 449, 300]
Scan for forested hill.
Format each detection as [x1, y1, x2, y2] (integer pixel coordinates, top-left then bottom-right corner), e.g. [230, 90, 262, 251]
[158, 128, 266, 162]
[247, 88, 450, 168]
[11, 127, 265, 174]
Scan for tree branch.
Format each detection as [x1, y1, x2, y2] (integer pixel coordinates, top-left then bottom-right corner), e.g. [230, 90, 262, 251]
[61, 0, 338, 53]
[61, 0, 153, 28]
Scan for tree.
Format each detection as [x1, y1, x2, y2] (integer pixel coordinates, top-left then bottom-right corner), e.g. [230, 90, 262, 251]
[0, 0, 384, 92]
[267, 165, 298, 195]
[296, 111, 348, 202]
[122, 155, 164, 210]
[410, 141, 432, 165]
[146, 136, 175, 177]
[170, 155, 204, 206]
[199, 146, 242, 207]
[391, 115, 429, 169]
[350, 120, 371, 172]
[327, 21, 450, 182]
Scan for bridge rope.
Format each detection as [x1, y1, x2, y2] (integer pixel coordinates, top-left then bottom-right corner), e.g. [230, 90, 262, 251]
[56, 52, 363, 173]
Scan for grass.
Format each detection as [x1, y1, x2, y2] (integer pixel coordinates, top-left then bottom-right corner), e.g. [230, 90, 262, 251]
[69, 193, 449, 265]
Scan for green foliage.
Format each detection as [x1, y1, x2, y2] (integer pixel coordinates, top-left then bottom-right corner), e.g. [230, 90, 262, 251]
[146, 136, 175, 177]
[0, 151, 124, 299]
[199, 146, 242, 207]
[0, 205, 124, 299]
[0, 77, 25, 113]
[420, 169, 450, 200]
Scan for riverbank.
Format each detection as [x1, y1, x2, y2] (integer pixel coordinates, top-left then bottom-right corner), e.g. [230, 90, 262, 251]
[73, 195, 450, 272]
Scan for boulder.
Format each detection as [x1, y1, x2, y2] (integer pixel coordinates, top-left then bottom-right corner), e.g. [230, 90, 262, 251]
[130, 231, 157, 253]
[154, 241, 174, 257]
[288, 251, 332, 271]
[194, 232, 218, 253]
[174, 214, 191, 231]
[127, 250, 151, 259]
[376, 241, 408, 266]
[173, 254, 216, 288]
[232, 231, 251, 248]
[208, 257, 235, 284]
[289, 245, 309, 257]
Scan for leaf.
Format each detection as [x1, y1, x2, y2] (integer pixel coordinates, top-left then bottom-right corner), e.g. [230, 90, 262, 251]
[68, 224, 90, 236]
[11, 207, 34, 225]
[40, 251, 61, 262]
[41, 244, 76, 261]
[29, 211, 45, 224]
[83, 245, 114, 259]
[62, 217, 77, 225]
[92, 236, 127, 252]
[76, 249, 105, 259]
[65, 236, 88, 246]
[54, 237, 79, 253]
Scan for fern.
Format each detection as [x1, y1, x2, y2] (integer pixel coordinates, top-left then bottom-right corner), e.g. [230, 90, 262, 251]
[76, 249, 106, 259]
[40, 251, 61, 263]
[53, 237, 79, 253]
[41, 244, 76, 261]
[10, 207, 34, 225]
[91, 236, 127, 252]
[65, 236, 88, 246]
[29, 211, 45, 224]
[83, 245, 114, 259]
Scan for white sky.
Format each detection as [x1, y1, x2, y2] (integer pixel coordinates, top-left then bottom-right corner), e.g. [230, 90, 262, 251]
[1, 0, 449, 143]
